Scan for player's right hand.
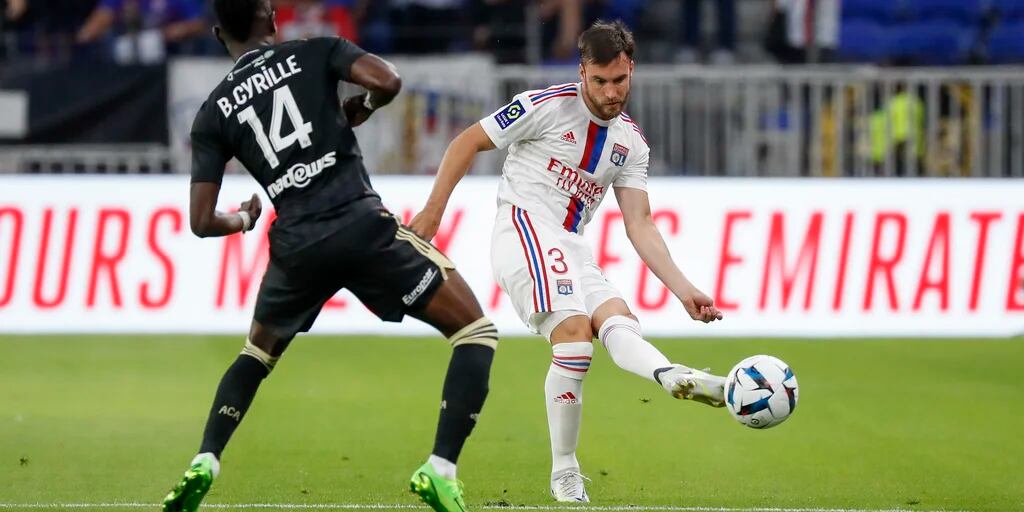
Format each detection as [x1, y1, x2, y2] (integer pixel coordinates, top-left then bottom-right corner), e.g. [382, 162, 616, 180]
[681, 289, 723, 323]
[409, 209, 441, 241]
[343, 94, 375, 127]
[240, 193, 262, 222]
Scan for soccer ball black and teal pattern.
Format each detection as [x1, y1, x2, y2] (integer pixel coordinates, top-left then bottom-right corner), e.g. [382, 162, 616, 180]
[725, 354, 799, 429]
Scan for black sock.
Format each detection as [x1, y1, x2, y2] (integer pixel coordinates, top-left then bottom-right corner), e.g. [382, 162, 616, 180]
[432, 344, 494, 463]
[199, 354, 270, 458]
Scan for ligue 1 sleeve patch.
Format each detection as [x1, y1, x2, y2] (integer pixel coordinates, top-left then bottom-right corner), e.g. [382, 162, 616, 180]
[493, 99, 526, 130]
[610, 143, 630, 167]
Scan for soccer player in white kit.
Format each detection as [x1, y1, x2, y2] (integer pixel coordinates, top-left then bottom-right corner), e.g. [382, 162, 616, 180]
[411, 20, 726, 503]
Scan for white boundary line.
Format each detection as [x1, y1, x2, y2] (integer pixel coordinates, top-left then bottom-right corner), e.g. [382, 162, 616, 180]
[0, 504, 966, 512]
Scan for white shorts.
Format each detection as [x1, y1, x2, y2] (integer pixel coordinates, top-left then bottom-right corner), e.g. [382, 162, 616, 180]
[491, 204, 624, 338]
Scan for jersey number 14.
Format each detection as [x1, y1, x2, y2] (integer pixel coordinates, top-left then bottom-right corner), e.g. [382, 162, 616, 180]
[236, 85, 313, 168]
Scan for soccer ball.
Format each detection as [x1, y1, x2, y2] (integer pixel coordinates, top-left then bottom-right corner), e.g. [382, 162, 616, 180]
[724, 355, 799, 429]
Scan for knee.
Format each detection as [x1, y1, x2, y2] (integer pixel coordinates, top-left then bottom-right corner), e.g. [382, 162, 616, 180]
[548, 315, 594, 343]
[592, 313, 637, 335]
[245, 322, 292, 373]
[448, 317, 499, 350]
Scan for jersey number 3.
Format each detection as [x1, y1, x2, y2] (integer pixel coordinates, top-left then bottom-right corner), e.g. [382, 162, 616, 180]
[237, 85, 313, 168]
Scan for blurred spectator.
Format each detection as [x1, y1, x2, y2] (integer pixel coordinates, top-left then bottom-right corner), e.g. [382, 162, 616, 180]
[391, 0, 465, 54]
[769, 0, 839, 63]
[470, 0, 527, 63]
[76, 0, 206, 64]
[585, 0, 643, 29]
[871, 85, 925, 176]
[2, 0, 98, 63]
[274, 0, 358, 42]
[540, 0, 583, 62]
[5, 0, 25, 22]
[677, 0, 736, 64]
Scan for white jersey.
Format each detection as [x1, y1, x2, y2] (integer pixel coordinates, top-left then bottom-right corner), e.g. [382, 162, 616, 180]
[480, 82, 650, 236]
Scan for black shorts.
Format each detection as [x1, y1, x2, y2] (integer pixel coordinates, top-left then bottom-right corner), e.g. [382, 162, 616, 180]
[253, 206, 455, 340]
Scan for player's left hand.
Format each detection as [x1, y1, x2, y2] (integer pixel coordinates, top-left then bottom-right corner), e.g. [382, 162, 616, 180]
[681, 289, 723, 323]
[240, 193, 262, 222]
[409, 208, 442, 241]
[343, 94, 374, 127]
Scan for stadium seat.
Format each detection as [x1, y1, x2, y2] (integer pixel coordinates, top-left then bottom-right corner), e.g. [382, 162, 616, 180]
[841, 0, 906, 23]
[987, 21, 1024, 62]
[903, 0, 988, 23]
[991, 0, 1024, 20]
[889, 21, 974, 65]
[838, 21, 892, 62]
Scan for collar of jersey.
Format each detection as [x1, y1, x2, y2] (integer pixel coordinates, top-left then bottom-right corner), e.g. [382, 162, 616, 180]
[234, 47, 265, 67]
[575, 86, 619, 128]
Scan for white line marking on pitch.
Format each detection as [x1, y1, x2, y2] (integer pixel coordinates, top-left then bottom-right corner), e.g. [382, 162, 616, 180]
[0, 504, 966, 512]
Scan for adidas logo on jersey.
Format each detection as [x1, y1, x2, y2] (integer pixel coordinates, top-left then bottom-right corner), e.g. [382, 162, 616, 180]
[554, 392, 579, 404]
[560, 131, 577, 144]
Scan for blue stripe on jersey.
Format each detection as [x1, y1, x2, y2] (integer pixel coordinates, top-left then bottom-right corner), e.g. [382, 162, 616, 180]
[584, 125, 609, 173]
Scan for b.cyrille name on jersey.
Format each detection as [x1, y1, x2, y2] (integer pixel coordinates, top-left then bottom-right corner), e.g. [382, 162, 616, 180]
[266, 151, 336, 199]
[216, 54, 304, 118]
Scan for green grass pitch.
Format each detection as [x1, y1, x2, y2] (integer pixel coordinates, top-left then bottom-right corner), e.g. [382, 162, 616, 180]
[1, 335, 1022, 511]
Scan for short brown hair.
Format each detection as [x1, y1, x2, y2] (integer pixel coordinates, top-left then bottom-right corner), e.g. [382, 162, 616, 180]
[578, 20, 635, 65]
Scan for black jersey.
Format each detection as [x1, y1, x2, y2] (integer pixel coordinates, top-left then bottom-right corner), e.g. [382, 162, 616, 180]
[190, 37, 381, 253]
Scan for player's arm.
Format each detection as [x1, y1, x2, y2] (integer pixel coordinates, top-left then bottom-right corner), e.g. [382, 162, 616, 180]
[188, 105, 263, 238]
[189, 184, 262, 238]
[411, 91, 541, 239]
[325, 38, 402, 127]
[615, 186, 722, 323]
[409, 123, 496, 240]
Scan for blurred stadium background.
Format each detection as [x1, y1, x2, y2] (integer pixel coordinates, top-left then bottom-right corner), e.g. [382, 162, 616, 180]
[1, 1, 1023, 511]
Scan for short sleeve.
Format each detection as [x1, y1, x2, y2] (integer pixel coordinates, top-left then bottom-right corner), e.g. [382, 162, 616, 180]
[613, 143, 649, 191]
[479, 91, 547, 150]
[324, 37, 368, 82]
[189, 103, 230, 184]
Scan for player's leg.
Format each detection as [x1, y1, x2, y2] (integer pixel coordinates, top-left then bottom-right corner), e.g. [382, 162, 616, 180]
[407, 270, 496, 479]
[591, 298, 725, 407]
[343, 212, 495, 512]
[540, 314, 593, 503]
[164, 256, 332, 512]
[494, 205, 596, 502]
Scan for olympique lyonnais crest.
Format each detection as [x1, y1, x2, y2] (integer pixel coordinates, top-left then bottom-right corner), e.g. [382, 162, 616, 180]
[610, 143, 629, 167]
[556, 279, 574, 296]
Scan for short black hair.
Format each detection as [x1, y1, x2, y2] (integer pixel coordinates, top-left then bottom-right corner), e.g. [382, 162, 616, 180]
[578, 20, 635, 65]
[214, 0, 266, 42]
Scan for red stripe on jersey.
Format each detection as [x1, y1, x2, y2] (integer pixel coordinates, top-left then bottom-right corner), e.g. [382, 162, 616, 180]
[578, 121, 601, 170]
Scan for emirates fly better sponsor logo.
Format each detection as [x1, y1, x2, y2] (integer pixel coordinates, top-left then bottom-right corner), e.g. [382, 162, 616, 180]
[266, 151, 337, 198]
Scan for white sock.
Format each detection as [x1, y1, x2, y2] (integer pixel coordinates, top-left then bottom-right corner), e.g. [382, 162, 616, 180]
[598, 315, 671, 384]
[428, 454, 457, 480]
[545, 341, 592, 475]
[191, 452, 220, 478]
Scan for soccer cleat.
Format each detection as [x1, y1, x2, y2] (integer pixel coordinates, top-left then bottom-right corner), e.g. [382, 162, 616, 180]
[658, 365, 726, 408]
[410, 462, 468, 512]
[162, 458, 215, 512]
[550, 468, 590, 502]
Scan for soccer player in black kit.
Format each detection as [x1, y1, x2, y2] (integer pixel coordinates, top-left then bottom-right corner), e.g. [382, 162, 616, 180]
[161, 1, 495, 511]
